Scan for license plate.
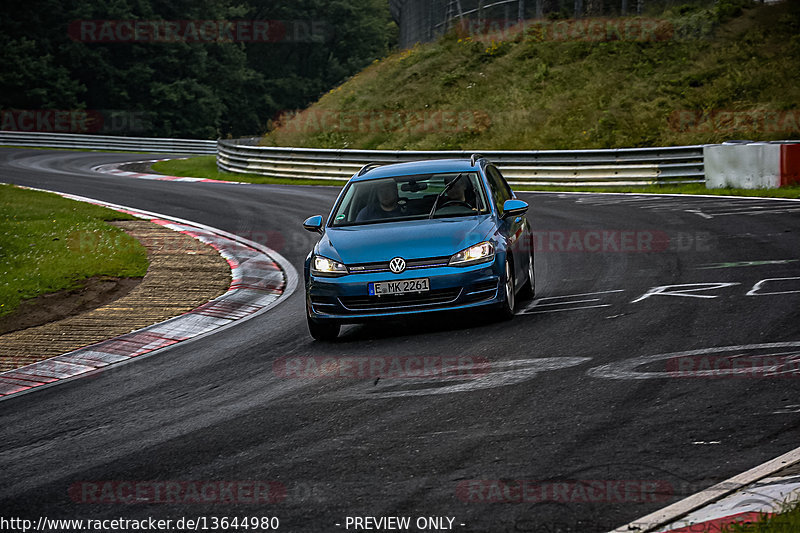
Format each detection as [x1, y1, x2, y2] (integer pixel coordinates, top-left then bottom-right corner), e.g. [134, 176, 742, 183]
[369, 278, 430, 296]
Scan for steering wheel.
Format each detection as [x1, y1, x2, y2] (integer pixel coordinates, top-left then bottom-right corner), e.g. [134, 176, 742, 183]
[439, 200, 473, 209]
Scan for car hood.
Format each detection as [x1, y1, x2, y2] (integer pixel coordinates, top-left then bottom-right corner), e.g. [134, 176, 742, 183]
[319, 216, 496, 264]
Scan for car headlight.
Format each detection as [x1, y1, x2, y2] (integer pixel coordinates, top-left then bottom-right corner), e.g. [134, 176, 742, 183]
[312, 255, 348, 276]
[449, 241, 495, 266]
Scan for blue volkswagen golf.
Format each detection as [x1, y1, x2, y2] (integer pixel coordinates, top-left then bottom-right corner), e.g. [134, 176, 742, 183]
[302, 155, 534, 340]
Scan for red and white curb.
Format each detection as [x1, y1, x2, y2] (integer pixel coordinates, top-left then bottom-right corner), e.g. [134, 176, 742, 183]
[0, 189, 298, 401]
[655, 474, 800, 532]
[612, 447, 800, 532]
[92, 159, 248, 184]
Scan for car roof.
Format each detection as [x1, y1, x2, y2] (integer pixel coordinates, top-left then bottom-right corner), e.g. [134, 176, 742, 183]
[351, 159, 480, 182]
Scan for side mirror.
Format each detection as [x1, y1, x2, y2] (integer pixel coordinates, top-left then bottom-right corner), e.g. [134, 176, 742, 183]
[303, 215, 324, 234]
[502, 199, 528, 219]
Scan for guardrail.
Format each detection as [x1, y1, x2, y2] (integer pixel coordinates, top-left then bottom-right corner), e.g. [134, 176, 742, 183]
[0, 131, 216, 154]
[0, 131, 707, 186]
[217, 138, 705, 186]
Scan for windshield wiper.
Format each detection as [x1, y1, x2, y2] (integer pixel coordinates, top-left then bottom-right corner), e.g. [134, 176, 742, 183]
[428, 174, 462, 219]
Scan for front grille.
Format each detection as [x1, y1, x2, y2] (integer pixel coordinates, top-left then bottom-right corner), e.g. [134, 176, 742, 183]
[348, 256, 450, 274]
[339, 288, 462, 312]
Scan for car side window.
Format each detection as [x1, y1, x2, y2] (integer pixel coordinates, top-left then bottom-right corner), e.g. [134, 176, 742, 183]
[485, 165, 512, 214]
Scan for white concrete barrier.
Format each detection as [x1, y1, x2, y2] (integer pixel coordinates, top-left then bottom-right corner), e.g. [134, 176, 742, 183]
[705, 143, 782, 189]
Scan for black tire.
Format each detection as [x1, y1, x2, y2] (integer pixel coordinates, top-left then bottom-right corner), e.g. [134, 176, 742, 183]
[498, 256, 515, 320]
[307, 315, 340, 341]
[520, 248, 535, 299]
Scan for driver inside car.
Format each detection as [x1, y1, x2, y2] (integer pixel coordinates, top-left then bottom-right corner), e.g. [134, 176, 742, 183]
[356, 180, 405, 222]
[443, 174, 475, 210]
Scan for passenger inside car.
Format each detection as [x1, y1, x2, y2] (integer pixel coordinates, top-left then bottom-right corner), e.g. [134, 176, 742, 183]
[355, 180, 405, 222]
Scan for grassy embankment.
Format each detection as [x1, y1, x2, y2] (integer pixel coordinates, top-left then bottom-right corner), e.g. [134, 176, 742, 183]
[157, 1, 799, 197]
[263, 0, 799, 150]
[0, 185, 148, 318]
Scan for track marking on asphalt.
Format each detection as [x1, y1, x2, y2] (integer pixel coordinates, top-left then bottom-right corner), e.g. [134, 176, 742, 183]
[697, 259, 798, 270]
[587, 342, 800, 380]
[516, 277, 799, 318]
[686, 208, 713, 219]
[772, 404, 800, 414]
[747, 277, 800, 296]
[564, 193, 800, 219]
[518, 290, 624, 315]
[322, 358, 592, 399]
[629, 282, 740, 303]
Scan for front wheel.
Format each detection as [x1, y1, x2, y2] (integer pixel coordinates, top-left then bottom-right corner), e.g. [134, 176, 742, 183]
[498, 256, 515, 320]
[307, 315, 340, 341]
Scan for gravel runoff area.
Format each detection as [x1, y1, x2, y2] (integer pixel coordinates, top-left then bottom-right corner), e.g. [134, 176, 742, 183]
[0, 220, 231, 372]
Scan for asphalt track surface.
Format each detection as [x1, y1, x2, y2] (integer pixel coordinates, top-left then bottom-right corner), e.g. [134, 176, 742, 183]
[1, 147, 799, 533]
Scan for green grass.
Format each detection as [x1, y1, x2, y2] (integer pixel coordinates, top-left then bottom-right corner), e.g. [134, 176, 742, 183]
[722, 500, 800, 532]
[151, 156, 345, 186]
[156, 156, 800, 199]
[0, 184, 149, 319]
[261, 0, 799, 151]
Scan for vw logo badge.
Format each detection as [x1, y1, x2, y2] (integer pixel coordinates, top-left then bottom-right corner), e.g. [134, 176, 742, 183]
[389, 257, 406, 274]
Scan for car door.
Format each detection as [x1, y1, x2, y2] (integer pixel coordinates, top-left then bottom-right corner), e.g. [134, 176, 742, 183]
[485, 165, 528, 290]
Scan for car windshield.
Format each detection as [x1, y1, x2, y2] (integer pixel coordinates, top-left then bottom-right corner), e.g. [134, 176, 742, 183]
[330, 172, 489, 227]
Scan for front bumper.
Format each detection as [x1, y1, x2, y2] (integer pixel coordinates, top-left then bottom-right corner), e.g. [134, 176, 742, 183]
[306, 259, 503, 322]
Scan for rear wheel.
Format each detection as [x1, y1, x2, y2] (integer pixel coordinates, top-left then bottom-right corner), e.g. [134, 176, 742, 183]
[307, 315, 340, 341]
[520, 248, 535, 299]
[498, 256, 515, 320]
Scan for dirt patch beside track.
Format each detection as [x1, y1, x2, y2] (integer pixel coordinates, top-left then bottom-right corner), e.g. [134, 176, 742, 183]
[0, 220, 231, 372]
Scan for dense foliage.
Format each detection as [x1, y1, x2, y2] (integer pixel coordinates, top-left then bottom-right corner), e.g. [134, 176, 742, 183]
[264, 0, 800, 150]
[0, 0, 396, 138]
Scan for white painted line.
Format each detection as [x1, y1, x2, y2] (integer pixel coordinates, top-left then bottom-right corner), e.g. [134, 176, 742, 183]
[746, 277, 800, 296]
[530, 289, 626, 299]
[610, 446, 800, 532]
[686, 209, 713, 219]
[520, 304, 612, 314]
[526, 298, 602, 307]
[711, 207, 800, 216]
[655, 475, 800, 532]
